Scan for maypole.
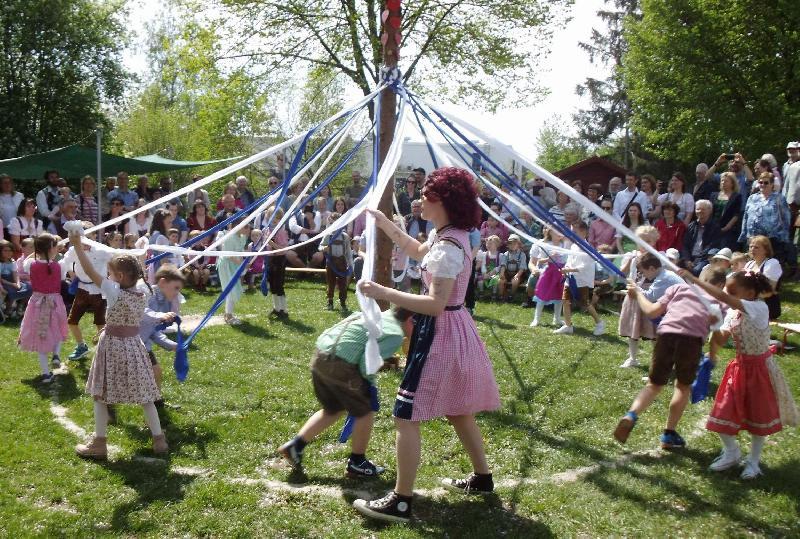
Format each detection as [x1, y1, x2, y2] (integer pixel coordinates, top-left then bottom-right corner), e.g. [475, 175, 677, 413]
[374, 0, 402, 298]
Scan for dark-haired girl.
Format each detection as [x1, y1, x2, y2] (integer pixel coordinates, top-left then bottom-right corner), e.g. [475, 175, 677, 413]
[68, 230, 167, 460]
[17, 234, 68, 383]
[147, 209, 174, 282]
[354, 167, 500, 523]
[683, 269, 798, 479]
[9, 198, 43, 256]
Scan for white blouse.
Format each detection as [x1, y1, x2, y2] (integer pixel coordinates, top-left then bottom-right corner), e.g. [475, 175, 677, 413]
[422, 230, 464, 278]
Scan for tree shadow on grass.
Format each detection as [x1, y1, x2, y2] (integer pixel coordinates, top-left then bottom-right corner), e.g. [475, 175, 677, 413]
[353, 494, 554, 537]
[100, 458, 200, 535]
[581, 449, 799, 535]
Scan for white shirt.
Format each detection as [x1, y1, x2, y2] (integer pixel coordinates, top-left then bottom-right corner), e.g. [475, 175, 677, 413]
[745, 258, 782, 286]
[613, 188, 652, 219]
[8, 216, 43, 237]
[657, 192, 695, 221]
[0, 192, 24, 225]
[566, 243, 595, 288]
[63, 246, 112, 295]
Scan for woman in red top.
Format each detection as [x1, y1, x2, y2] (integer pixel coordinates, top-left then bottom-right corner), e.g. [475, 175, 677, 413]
[655, 201, 686, 252]
[187, 200, 218, 232]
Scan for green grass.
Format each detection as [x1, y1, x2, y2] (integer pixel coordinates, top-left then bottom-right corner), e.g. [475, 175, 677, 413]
[1, 276, 799, 537]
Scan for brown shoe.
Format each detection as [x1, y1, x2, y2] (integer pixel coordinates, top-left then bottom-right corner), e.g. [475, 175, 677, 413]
[152, 433, 169, 455]
[76, 435, 108, 460]
[613, 414, 637, 444]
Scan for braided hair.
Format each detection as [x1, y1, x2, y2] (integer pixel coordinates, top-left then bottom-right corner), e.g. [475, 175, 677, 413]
[729, 270, 774, 297]
[108, 254, 152, 293]
[34, 233, 59, 275]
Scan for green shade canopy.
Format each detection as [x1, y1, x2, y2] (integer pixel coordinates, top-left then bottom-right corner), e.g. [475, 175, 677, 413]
[0, 145, 242, 179]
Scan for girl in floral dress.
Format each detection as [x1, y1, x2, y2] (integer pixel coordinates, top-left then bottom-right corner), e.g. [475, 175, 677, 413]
[69, 230, 169, 460]
[684, 269, 798, 479]
[354, 167, 501, 523]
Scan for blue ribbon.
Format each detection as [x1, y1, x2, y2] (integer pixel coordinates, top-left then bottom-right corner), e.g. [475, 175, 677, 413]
[339, 384, 380, 443]
[153, 316, 188, 382]
[691, 354, 714, 404]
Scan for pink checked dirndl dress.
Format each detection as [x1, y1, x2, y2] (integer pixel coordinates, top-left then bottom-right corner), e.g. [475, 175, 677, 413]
[394, 227, 501, 422]
[18, 261, 68, 354]
[707, 299, 798, 436]
[85, 280, 161, 404]
[533, 242, 566, 304]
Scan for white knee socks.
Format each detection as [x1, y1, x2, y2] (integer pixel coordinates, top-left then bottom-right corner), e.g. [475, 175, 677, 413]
[225, 295, 235, 316]
[628, 338, 639, 360]
[94, 401, 109, 437]
[533, 302, 544, 324]
[38, 352, 50, 375]
[552, 301, 563, 324]
[142, 402, 162, 436]
[750, 435, 765, 465]
[719, 433, 739, 453]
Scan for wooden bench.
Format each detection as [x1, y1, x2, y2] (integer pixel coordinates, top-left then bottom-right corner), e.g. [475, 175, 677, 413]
[285, 267, 327, 274]
[772, 322, 800, 355]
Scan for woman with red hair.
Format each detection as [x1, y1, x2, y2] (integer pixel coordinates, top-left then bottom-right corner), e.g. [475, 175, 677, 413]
[354, 167, 500, 523]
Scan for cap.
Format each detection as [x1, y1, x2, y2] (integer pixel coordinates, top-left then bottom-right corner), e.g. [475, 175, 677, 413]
[786, 141, 799, 150]
[712, 247, 733, 261]
[507, 234, 521, 243]
[665, 248, 680, 261]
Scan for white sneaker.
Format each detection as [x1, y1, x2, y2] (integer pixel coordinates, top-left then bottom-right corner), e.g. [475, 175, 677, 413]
[553, 324, 573, 335]
[529, 319, 540, 327]
[740, 458, 762, 480]
[592, 320, 606, 336]
[619, 357, 640, 368]
[709, 447, 742, 472]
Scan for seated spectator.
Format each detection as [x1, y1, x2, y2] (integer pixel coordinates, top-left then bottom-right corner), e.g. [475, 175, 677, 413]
[745, 235, 783, 320]
[754, 158, 781, 191]
[216, 182, 244, 211]
[134, 175, 151, 201]
[607, 176, 623, 201]
[612, 172, 651, 219]
[616, 202, 647, 254]
[167, 201, 188, 243]
[76, 175, 99, 225]
[549, 191, 575, 223]
[187, 199, 217, 232]
[10, 198, 44, 256]
[108, 171, 138, 211]
[709, 171, 743, 250]
[730, 251, 749, 272]
[706, 152, 753, 203]
[682, 199, 721, 275]
[582, 183, 604, 223]
[0, 239, 32, 317]
[654, 201, 686, 252]
[343, 171, 364, 206]
[709, 248, 732, 272]
[47, 197, 79, 239]
[236, 176, 256, 207]
[738, 172, 792, 263]
[479, 213, 509, 250]
[187, 179, 211, 209]
[640, 174, 661, 221]
[315, 184, 334, 213]
[528, 176, 556, 209]
[314, 197, 330, 232]
[656, 173, 694, 224]
[589, 200, 617, 250]
[127, 199, 153, 238]
[215, 194, 239, 222]
[498, 234, 527, 302]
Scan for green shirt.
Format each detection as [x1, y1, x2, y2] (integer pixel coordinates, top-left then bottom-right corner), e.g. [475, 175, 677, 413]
[315, 311, 405, 381]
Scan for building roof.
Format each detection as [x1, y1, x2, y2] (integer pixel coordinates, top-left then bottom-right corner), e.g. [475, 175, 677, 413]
[554, 156, 627, 179]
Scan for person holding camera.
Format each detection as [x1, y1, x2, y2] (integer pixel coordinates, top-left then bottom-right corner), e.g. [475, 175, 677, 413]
[706, 153, 754, 203]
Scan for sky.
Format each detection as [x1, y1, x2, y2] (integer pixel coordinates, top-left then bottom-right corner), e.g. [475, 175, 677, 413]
[124, 0, 610, 157]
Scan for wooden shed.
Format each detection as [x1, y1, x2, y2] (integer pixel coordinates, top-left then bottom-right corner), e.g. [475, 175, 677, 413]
[553, 156, 627, 193]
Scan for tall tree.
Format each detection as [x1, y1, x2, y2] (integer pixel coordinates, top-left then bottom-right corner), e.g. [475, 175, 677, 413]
[0, 0, 129, 159]
[625, 0, 800, 162]
[574, 1, 640, 149]
[211, 0, 571, 112]
[535, 116, 592, 172]
[113, 9, 273, 192]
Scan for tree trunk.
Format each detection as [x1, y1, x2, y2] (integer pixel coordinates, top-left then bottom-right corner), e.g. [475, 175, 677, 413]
[374, 0, 401, 307]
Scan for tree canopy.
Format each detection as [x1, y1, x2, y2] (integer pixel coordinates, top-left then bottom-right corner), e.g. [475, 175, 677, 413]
[0, 0, 129, 159]
[213, 0, 570, 111]
[625, 0, 800, 163]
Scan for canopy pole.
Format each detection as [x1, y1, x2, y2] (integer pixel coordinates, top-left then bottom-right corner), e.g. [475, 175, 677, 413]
[96, 126, 103, 225]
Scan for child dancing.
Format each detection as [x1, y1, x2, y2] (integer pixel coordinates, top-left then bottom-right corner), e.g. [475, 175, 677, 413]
[17, 234, 68, 382]
[68, 230, 167, 459]
[683, 269, 798, 479]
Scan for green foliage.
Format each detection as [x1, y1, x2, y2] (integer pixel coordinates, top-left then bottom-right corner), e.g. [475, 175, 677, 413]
[1, 280, 800, 535]
[215, 0, 572, 112]
[535, 117, 592, 172]
[625, 0, 800, 162]
[0, 0, 129, 159]
[112, 7, 273, 196]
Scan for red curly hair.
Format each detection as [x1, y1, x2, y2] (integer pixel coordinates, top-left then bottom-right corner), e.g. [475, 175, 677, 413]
[422, 167, 481, 230]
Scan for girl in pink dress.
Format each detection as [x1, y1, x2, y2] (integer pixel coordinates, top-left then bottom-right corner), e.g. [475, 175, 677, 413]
[355, 167, 501, 524]
[685, 270, 798, 479]
[68, 230, 168, 460]
[17, 234, 68, 383]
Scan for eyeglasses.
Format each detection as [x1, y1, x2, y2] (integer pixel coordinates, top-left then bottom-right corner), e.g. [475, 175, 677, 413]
[758, 181, 772, 185]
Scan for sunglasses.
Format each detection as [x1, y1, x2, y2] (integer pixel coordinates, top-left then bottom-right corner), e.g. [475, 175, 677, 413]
[758, 181, 772, 185]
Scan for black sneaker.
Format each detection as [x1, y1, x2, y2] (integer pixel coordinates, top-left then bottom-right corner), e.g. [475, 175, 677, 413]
[277, 439, 303, 470]
[340, 301, 348, 312]
[40, 373, 54, 384]
[326, 301, 334, 311]
[353, 491, 411, 523]
[441, 473, 494, 495]
[51, 355, 61, 369]
[346, 457, 385, 479]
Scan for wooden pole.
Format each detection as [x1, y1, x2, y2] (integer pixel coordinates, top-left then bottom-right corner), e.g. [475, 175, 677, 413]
[375, 0, 402, 299]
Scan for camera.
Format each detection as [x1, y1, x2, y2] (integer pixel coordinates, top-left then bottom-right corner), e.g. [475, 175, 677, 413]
[724, 153, 736, 160]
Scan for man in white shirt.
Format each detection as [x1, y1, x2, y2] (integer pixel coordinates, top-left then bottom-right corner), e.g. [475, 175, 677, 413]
[782, 141, 800, 245]
[613, 172, 651, 220]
